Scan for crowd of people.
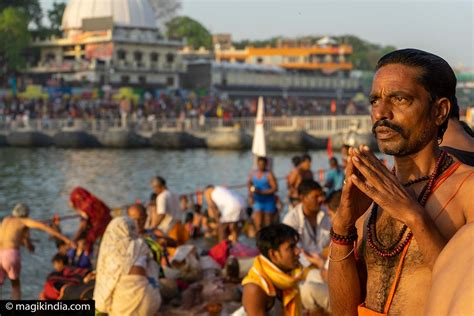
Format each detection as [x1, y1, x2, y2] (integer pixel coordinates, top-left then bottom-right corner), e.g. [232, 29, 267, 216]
[0, 93, 364, 126]
[0, 48, 473, 316]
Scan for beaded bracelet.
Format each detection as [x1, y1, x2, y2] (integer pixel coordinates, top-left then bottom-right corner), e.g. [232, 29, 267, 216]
[330, 227, 358, 244]
[331, 237, 354, 246]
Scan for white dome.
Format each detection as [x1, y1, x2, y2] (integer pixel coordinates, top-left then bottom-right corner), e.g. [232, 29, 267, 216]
[62, 0, 158, 30]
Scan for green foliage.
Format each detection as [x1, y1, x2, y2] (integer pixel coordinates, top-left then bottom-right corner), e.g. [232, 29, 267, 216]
[47, 2, 66, 37]
[333, 35, 396, 70]
[0, 0, 43, 29]
[166, 16, 212, 49]
[233, 37, 281, 49]
[0, 7, 30, 74]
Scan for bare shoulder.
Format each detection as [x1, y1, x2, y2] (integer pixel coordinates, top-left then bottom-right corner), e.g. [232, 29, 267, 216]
[242, 283, 268, 314]
[456, 164, 474, 221]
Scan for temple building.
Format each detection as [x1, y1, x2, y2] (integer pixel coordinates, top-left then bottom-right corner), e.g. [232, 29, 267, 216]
[26, 0, 184, 88]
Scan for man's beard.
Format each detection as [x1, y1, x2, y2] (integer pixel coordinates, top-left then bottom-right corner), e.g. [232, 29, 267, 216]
[372, 119, 434, 156]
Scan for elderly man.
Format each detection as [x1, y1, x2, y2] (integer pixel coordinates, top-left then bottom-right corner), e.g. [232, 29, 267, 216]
[0, 203, 74, 299]
[328, 49, 474, 315]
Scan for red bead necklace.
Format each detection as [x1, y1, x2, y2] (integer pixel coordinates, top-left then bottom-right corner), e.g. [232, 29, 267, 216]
[367, 151, 451, 258]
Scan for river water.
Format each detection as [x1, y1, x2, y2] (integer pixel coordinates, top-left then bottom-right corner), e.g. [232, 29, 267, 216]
[0, 147, 393, 299]
[0, 148, 342, 299]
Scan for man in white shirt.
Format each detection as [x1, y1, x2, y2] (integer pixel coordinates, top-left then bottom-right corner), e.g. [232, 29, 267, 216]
[204, 185, 245, 241]
[282, 179, 331, 311]
[150, 176, 184, 244]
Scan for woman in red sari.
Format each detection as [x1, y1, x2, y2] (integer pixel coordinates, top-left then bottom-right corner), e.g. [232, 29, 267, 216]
[70, 187, 112, 253]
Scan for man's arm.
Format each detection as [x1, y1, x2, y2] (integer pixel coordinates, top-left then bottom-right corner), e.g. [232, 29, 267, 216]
[22, 228, 35, 252]
[329, 217, 367, 315]
[328, 148, 372, 315]
[23, 218, 74, 246]
[242, 284, 269, 316]
[204, 190, 219, 220]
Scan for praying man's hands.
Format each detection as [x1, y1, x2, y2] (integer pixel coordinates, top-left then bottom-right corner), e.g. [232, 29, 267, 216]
[332, 146, 372, 235]
[349, 145, 424, 225]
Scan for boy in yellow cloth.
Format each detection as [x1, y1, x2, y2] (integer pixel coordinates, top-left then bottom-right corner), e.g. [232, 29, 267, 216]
[242, 224, 306, 316]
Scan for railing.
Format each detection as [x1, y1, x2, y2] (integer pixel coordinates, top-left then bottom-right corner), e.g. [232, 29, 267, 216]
[0, 115, 470, 136]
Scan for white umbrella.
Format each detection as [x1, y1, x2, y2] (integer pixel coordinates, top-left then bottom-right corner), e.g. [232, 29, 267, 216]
[252, 96, 266, 157]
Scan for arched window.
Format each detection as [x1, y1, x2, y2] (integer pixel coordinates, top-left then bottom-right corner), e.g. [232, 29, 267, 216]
[134, 51, 143, 62]
[150, 52, 159, 62]
[117, 50, 127, 60]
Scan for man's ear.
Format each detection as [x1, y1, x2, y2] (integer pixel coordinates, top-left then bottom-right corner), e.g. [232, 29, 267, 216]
[433, 97, 451, 127]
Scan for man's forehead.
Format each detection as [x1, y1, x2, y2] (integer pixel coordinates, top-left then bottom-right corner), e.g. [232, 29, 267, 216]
[371, 64, 424, 95]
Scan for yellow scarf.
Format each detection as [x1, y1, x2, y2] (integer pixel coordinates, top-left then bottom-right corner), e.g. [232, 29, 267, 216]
[242, 255, 307, 316]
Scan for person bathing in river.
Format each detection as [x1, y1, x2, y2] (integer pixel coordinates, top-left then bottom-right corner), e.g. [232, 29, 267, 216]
[248, 156, 278, 231]
[69, 187, 112, 253]
[204, 185, 245, 241]
[0, 203, 74, 299]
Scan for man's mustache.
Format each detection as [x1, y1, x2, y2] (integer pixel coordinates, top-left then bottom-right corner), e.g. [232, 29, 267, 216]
[372, 120, 404, 135]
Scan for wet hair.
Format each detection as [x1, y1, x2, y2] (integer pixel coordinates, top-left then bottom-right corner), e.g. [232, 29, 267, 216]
[205, 185, 215, 190]
[153, 176, 166, 187]
[256, 224, 299, 259]
[52, 253, 68, 265]
[376, 49, 458, 140]
[301, 153, 311, 162]
[292, 155, 302, 167]
[326, 190, 342, 212]
[12, 203, 30, 218]
[257, 156, 268, 164]
[297, 179, 322, 197]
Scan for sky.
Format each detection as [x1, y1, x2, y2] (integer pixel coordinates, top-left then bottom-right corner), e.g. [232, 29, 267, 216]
[41, 0, 473, 68]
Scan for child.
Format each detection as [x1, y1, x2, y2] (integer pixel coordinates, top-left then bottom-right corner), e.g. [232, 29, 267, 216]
[66, 238, 92, 269]
[51, 254, 68, 275]
[56, 240, 69, 256]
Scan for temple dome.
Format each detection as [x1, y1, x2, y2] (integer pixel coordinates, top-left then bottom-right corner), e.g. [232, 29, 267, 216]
[62, 0, 158, 30]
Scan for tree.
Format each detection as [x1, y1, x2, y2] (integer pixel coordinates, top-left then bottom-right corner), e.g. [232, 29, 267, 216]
[47, 2, 66, 37]
[0, 0, 43, 29]
[166, 16, 212, 49]
[0, 7, 30, 75]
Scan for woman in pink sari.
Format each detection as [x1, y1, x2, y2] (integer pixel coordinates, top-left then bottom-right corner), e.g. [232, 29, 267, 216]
[70, 187, 112, 253]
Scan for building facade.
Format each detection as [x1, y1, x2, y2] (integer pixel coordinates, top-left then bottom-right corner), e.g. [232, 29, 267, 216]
[26, 0, 184, 88]
[183, 61, 361, 98]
